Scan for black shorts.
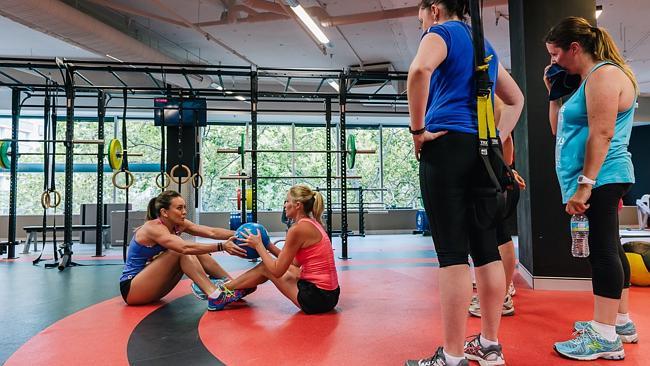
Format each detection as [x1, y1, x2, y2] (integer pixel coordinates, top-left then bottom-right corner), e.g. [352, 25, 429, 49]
[297, 279, 340, 314]
[496, 211, 517, 246]
[120, 278, 133, 303]
[419, 132, 501, 268]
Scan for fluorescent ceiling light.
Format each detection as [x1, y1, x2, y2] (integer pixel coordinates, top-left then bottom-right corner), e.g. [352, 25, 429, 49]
[235, 95, 246, 101]
[210, 82, 223, 90]
[288, 3, 331, 45]
[328, 80, 340, 92]
[596, 5, 603, 19]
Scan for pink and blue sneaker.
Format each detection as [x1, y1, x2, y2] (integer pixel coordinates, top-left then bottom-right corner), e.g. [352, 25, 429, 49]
[207, 285, 246, 311]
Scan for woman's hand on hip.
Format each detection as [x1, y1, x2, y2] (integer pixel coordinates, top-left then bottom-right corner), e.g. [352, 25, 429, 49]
[413, 130, 448, 161]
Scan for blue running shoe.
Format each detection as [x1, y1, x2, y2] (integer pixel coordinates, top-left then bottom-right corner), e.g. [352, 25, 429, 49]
[191, 282, 208, 300]
[207, 285, 246, 311]
[191, 277, 229, 300]
[574, 321, 638, 344]
[404, 347, 469, 366]
[554, 323, 625, 361]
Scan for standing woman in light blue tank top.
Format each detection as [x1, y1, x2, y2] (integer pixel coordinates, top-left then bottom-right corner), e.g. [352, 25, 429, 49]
[544, 17, 639, 361]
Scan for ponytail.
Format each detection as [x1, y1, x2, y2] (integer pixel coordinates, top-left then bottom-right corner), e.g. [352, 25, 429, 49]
[146, 197, 158, 220]
[592, 27, 639, 93]
[312, 191, 324, 225]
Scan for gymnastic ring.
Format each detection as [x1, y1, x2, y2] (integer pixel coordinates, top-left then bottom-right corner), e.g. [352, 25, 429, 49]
[155, 172, 171, 189]
[191, 173, 204, 188]
[112, 170, 135, 190]
[108, 139, 123, 171]
[169, 164, 192, 185]
[40, 190, 62, 209]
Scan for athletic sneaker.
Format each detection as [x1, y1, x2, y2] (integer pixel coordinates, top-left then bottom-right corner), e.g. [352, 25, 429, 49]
[191, 277, 229, 300]
[405, 347, 469, 366]
[508, 282, 516, 297]
[207, 285, 246, 311]
[574, 321, 638, 344]
[468, 294, 514, 317]
[554, 323, 625, 361]
[464, 334, 506, 366]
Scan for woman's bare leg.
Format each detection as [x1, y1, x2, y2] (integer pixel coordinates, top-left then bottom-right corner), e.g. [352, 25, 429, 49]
[125, 251, 184, 305]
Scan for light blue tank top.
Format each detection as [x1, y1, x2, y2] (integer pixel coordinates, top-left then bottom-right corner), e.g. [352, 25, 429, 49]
[555, 61, 635, 203]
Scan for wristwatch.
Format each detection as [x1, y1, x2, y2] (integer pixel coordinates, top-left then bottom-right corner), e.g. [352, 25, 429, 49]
[577, 174, 596, 185]
[409, 126, 426, 135]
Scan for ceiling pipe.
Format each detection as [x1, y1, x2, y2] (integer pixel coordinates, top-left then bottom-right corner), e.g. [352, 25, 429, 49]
[197, 5, 289, 27]
[314, 6, 419, 27]
[240, 0, 287, 16]
[85, 0, 188, 28]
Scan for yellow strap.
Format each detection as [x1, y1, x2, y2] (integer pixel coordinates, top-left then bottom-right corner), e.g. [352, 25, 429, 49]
[477, 94, 497, 140]
[478, 95, 488, 140]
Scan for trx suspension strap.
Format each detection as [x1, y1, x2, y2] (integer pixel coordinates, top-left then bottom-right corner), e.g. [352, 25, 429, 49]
[469, 0, 519, 228]
[156, 71, 170, 191]
[35, 85, 61, 265]
[169, 94, 192, 191]
[112, 89, 134, 261]
[177, 95, 184, 193]
[191, 105, 203, 207]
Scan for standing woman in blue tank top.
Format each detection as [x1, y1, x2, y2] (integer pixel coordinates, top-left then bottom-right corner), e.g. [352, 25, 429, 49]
[119, 190, 248, 308]
[544, 17, 638, 361]
[405, 1, 524, 365]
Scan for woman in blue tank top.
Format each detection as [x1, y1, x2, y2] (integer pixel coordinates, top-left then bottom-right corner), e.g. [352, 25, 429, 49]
[405, 1, 524, 366]
[119, 190, 249, 309]
[544, 17, 639, 361]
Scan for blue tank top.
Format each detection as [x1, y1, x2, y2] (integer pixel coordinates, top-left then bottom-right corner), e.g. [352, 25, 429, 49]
[119, 232, 167, 282]
[555, 61, 636, 203]
[422, 20, 499, 134]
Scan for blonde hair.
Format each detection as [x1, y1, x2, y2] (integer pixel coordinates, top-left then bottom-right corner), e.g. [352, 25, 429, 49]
[288, 184, 324, 225]
[545, 16, 638, 93]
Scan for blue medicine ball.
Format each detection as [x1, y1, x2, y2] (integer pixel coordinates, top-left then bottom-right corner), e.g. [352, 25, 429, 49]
[234, 222, 271, 259]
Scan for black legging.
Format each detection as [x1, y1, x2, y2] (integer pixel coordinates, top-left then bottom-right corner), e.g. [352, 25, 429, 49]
[584, 183, 632, 299]
[419, 132, 501, 268]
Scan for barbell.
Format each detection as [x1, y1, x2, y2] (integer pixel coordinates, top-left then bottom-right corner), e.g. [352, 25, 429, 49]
[220, 174, 362, 180]
[217, 134, 374, 169]
[0, 140, 141, 170]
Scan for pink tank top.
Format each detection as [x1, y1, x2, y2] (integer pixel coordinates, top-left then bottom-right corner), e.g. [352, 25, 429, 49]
[294, 218, 339, 291]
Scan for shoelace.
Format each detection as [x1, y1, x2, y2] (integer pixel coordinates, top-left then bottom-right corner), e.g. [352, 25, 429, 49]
[568, 327, 600, 347]
[221, 286, 237, 298]
[464, 334, 482, 353]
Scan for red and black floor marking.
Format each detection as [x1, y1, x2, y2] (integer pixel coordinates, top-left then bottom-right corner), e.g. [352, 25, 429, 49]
[4, 238, 650, 365]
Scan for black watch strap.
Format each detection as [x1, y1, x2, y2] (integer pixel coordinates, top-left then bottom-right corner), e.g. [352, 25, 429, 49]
[409, 126, 426, 135]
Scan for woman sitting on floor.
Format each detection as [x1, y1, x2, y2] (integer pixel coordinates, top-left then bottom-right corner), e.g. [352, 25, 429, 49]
[209, 184, 340, 314]
[119, 190, 248, 309]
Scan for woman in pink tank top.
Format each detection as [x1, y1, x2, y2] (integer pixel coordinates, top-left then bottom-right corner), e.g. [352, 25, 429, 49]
[215, 184, 340, 314]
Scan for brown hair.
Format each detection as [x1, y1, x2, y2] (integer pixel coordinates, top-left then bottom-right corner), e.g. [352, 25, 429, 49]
[288, 184, 325, 225]
[146, 190, 182, 220]
[545, 16, 638, 92]
[419, 0, 470, 21]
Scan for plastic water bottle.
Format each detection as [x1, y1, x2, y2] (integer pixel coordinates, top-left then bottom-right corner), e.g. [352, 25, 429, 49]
[570, 214, 590, 257]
